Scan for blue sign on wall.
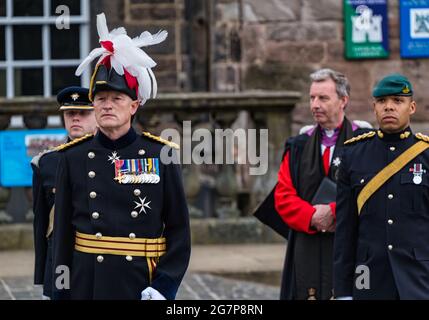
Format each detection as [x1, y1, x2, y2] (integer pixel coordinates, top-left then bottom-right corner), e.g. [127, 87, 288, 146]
[0, 129, 67, 187]
[400, 0, 429, 58]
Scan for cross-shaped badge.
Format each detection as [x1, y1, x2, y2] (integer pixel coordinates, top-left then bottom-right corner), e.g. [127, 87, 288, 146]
[332, 157, 341, 167]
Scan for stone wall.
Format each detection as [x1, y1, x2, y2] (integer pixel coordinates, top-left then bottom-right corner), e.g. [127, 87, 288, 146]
[211, 0, 243, 92]
[236, 0, 429, 133]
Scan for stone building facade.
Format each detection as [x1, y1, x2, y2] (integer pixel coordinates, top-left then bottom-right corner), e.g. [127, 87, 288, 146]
[99, 0, 428, 133]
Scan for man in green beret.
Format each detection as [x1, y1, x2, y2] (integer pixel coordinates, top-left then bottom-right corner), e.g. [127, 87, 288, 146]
[334, 73, 429, 299]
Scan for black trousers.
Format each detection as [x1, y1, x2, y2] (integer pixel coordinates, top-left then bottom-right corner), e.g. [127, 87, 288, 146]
[293, 232, 334, 300]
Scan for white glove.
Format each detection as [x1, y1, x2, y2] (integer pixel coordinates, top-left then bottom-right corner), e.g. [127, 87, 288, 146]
[141, 287, 166, 300]
[336, 296, 353, 300]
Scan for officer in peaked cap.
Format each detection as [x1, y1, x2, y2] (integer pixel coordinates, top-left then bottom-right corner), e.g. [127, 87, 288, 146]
[31, 86, 97, 299]
[57, 86, 95, 111]
[334, 73, 429, 299]
[51, 13, 191, 300]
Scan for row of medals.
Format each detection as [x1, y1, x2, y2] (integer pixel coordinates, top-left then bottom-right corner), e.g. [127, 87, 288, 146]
[116, 173, 160, 184]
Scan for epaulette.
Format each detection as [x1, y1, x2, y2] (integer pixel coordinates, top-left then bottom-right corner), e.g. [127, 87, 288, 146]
[415, 132, 429, 143]
[142, 131, 180, 150]
[31, 148, 56, 168]
[344, 131, 376, 145]
[55, 134, 93, 152]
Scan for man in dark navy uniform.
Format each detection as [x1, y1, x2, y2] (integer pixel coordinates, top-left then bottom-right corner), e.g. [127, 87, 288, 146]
[31, 86, 97, 299]
[52, 13, 191, 300]
[334, 74, 429, 299]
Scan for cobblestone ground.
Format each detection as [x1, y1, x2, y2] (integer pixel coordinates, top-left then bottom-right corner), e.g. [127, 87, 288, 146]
[0, 273, 280, 300]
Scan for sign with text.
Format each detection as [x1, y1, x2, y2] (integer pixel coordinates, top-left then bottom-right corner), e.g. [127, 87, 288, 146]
[400, 0, 429, 58]
[344, 0, 389, 59]
[0, 129, 67, 187]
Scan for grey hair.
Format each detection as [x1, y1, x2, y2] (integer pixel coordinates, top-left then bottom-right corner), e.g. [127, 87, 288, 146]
[310, 68, 350, 98]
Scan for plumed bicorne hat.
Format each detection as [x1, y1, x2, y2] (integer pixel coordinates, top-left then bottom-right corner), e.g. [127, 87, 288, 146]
[75, 13, 167, 106]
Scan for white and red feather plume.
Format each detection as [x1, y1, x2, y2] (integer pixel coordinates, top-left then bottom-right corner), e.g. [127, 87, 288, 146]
[75, 13, 167, 105]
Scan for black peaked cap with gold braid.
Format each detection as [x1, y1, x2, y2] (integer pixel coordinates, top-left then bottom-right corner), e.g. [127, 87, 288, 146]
[57, 86, 94, 111]
[75, 13, 168, 106]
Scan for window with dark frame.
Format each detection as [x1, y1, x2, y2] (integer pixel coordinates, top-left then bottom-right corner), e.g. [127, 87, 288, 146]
[0, 0, 89, 98]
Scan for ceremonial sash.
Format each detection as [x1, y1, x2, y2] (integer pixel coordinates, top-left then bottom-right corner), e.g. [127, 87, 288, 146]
[357, 141, 429, 215]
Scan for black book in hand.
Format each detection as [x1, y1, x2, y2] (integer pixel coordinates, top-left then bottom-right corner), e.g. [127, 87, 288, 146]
[311, 177, 337, 205]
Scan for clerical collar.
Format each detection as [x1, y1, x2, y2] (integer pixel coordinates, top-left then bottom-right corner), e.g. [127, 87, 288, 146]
[324, 129, 335, 138]
[97, 127, 137, 150]
[320, 121, 343, 147]
[377, 127, 412, 142]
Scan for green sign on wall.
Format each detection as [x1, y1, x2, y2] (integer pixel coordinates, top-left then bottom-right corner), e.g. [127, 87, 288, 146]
[344, 0, 389, 59]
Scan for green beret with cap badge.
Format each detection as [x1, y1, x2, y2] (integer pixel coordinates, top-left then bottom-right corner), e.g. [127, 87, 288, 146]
[372, 73, 413, 98]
